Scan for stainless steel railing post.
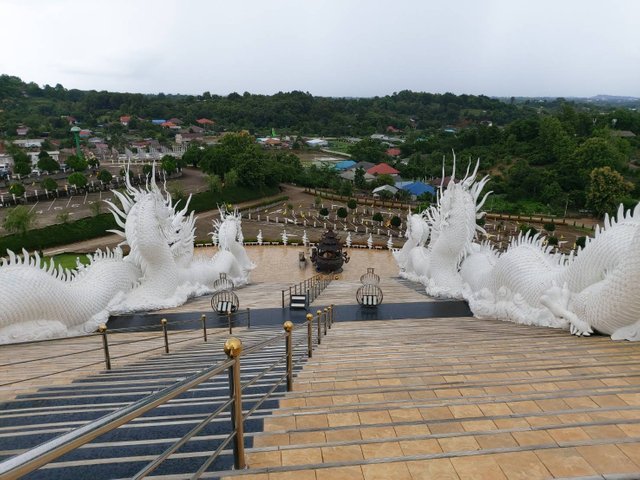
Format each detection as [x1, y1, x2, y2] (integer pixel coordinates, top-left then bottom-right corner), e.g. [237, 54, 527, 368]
[161, 318, 169, 354]
[201, 314, 207, 342]
[98, 324, 111, 370]
[224, 338, 245, 470]
[284, 321, 293, 392]
[306, 313, 313, 358]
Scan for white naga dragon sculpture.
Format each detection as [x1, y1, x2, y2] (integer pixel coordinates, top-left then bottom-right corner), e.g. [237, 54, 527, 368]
[0, 170, 254, 344]
[398, 160, 491, 298]
[397, 158, 640, 341]
[108, 175, 254, 313]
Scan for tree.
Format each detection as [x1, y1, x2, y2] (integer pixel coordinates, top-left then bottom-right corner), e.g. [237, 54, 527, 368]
[67, 172, 88, 188]
[225, 169, 239, 188]
[67, 155, 88, 172]
[161, 157, 177, 175]
[182, 144, 205, 167]
[535, 116, 573, 165]
[3, 205, 35, 235]
[354, 167, 367, 189]
[170, 184, 186, 203]
[97, 169, 113, 183]
[9, 183, 25, 196]
[41, 177, 58, 191]
[37, 151, 59, 173]
[543, 222, 556, 233]
[374, 174, 395, 187]
[207, 174, 223, 193]
[339, 181, 353, 197]
[337, 207, 348, 219]
[571, 137, 626, 173]
[235, 157, 267, 188]
[586, 166, 633, 217]
[390, 215, 401, 227]
[37, 156, 60, 173]
[347, 138, 386, 163]
[13, 161, 31, 176]
[319, 207, 329, 217]
[87, 156, 99, 168]
[11, 149, 29, 165]
[372, 212, 384, 223]
[347, 198, 357, 210]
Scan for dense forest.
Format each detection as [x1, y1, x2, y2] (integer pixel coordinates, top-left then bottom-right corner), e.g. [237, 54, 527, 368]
[0, 75, 531, 137]
[2, 74, 640, 218]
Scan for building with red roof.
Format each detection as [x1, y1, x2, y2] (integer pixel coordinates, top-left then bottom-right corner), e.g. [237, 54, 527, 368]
[386, 148, 401, 157]
[120, 115, 131, 126]
[196, 118, 215, 125]
[367, 162, 400, 176]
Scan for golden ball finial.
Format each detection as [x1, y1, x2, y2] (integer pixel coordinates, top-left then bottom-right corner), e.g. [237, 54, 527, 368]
[98, 324, 107, 333]
[161, 318, 167, 325]
[224, 337, 243, 357]
[324, 308, 328, 312]
[306, 313, 313, 321]
[283, 321, 294, 332]
[316, 310, 322, 315]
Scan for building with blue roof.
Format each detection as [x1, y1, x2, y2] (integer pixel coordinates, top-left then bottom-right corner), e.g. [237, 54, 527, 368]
[334, 160, 356, 171]
[401, 181, 436, 198]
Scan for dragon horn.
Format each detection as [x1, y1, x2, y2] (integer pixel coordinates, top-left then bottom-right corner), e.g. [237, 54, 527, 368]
[471, 158, 480, 180]
[476, 190, 493, 212]
[450, 150, 456, 183]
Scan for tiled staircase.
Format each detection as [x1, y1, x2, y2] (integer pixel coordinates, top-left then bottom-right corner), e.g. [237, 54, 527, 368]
[0, 325, 312, 479]
[220, 318, 640, 480]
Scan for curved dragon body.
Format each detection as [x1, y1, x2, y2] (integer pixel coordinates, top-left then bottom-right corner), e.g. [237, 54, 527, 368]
[0, 249, 139, 343]
[396, 159, 640, 341]
[0, 167, 254, 343]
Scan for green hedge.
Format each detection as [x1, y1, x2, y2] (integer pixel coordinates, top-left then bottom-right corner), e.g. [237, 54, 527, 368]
[0, 185, 281, 255]
[0, 213, 118, 254]
[184, 185, 279, 213]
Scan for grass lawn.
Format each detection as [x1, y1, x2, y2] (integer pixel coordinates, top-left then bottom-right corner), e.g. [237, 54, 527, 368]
[42, 253, 91, 270]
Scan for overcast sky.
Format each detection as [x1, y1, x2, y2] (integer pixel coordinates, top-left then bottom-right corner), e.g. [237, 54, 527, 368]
[1, 0, 639, 98]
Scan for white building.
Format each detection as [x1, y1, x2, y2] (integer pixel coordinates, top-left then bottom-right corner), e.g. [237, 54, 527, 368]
[305, 138, 328, 148]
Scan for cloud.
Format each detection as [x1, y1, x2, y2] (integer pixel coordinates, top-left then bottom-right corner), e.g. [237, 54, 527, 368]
[1, 0, 639, 96]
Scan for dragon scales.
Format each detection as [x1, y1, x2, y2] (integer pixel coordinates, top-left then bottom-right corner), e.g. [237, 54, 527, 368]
[396, 158, 640, 341]
[0, 170, 254, 344]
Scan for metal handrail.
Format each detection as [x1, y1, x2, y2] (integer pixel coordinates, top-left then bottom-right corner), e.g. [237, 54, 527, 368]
[0, 314, 335, 478]
[0, 314, 234, 384]
[0, 358, 234, 478]
[281, 273, 332, 308]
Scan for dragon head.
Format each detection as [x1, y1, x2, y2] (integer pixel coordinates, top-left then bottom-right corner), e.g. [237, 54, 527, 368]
[105, 163, 195, 268]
